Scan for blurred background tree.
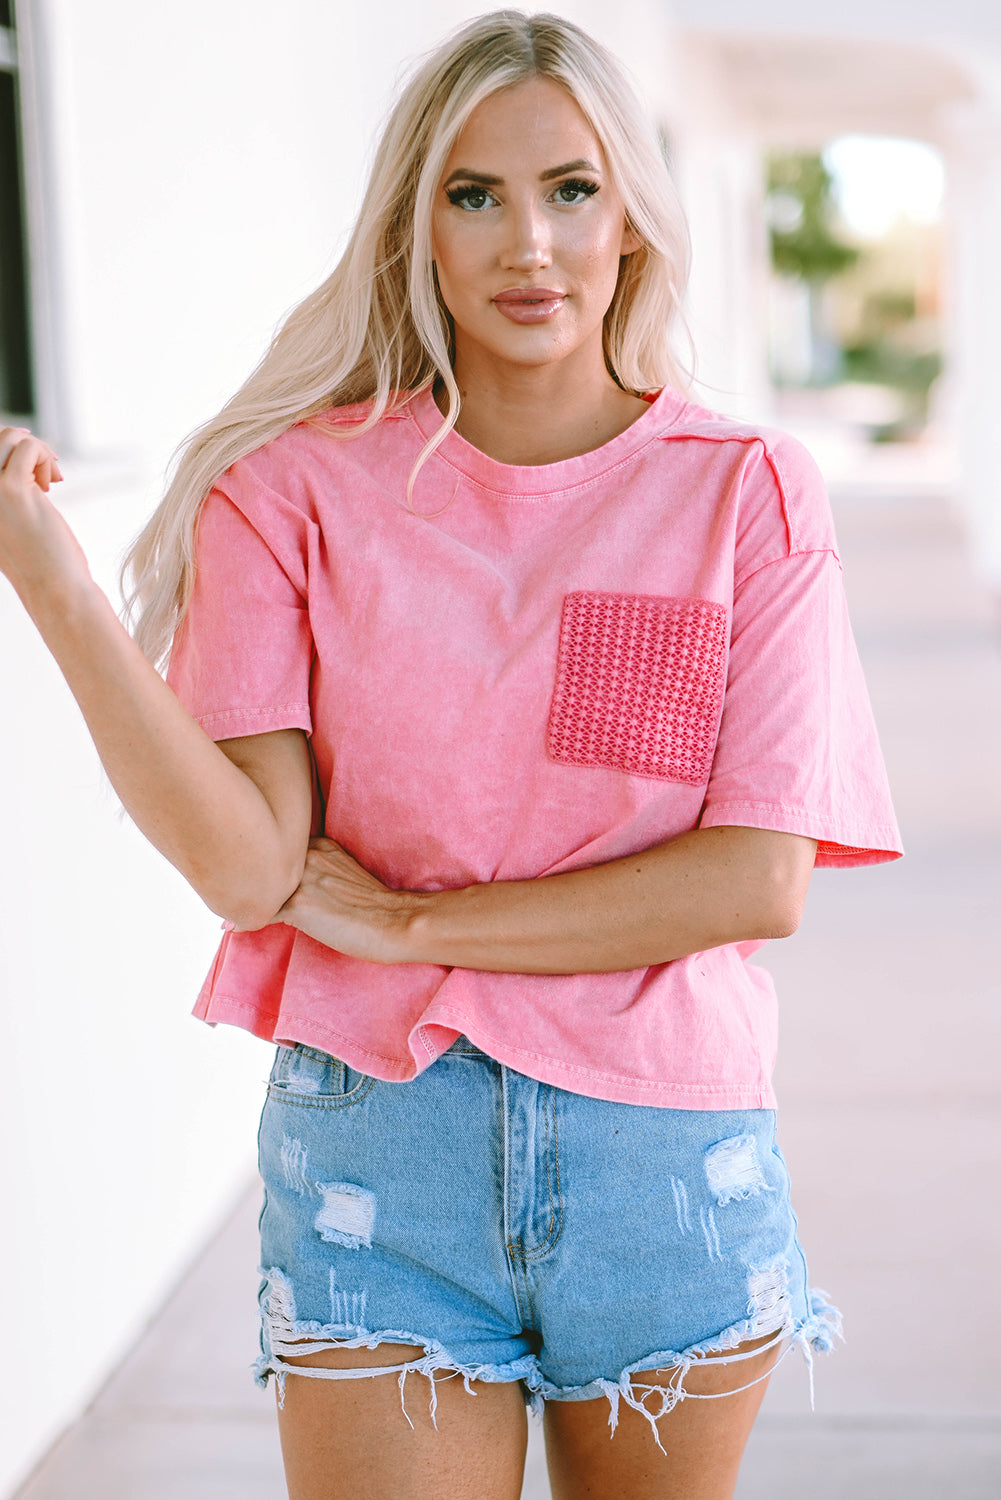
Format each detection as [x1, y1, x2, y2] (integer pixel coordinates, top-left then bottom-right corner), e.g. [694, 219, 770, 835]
[765, 146, 943, 438]
[766, 152, 859, 386]
[768, 153, 860, 280]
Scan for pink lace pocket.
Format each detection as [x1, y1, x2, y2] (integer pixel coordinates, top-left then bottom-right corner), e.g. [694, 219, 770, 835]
[547, 592, 728, 784]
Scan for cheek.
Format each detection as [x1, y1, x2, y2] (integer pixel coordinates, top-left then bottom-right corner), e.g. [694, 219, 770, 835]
[570, 225, 630, 297]
[566, 214, 629, 269]
[430, 216, 447, 274]
[432, 223, 479, 297]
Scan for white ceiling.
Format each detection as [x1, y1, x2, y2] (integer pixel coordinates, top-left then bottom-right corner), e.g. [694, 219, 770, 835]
[690, 31, 978, 145]
[670, 0, 1001, 51]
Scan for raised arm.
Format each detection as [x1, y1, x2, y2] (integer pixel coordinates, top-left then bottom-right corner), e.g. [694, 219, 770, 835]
[277, 824, 817, 974]
[0, 429, 312, 927]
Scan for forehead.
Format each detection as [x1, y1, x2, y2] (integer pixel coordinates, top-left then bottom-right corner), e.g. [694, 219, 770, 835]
[443, 75, 605, 172]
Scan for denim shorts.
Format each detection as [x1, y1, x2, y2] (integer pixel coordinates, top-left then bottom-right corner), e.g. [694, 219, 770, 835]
[255, 1036, 840, 1443]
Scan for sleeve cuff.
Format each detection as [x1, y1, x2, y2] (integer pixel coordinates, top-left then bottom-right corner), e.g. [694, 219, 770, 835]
[698, 799, 904, 868]
[193, 705, 313, 740]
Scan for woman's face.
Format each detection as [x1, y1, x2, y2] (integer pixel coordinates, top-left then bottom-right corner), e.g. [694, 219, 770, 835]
[431, 76, 640, 387]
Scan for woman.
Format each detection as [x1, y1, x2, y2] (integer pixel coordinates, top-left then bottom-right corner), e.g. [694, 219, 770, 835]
[0, 11, 901, 1498]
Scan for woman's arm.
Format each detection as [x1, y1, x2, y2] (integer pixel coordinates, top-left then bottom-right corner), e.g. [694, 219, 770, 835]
[278, 825, 818, 973]
[0, 429, 312, 927]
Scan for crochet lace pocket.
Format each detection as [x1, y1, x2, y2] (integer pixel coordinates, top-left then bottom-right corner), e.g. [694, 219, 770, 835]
[547, 592, 728, 784]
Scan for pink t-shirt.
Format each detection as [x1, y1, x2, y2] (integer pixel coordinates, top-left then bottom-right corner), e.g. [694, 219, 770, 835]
[166, 384, 902, 1108]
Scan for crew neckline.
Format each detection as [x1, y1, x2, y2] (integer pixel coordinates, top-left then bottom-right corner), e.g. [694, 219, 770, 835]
[406, 383, 689, 497]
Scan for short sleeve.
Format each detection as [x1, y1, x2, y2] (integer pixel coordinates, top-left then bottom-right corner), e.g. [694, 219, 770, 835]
[165, 483, 313, 741]
[699, 547, 902, 867]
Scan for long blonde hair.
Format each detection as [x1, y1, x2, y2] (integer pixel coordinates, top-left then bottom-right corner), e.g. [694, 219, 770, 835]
[123, 10, 693, 667]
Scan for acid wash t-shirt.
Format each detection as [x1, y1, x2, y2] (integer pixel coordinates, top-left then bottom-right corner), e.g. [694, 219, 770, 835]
[166, 383, 902, 1109]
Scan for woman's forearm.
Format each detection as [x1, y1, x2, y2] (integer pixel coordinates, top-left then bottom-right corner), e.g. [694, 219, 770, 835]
[398, 826, 817, 973]
[22, 573, 310, 926]
[280, 826, 818, 973]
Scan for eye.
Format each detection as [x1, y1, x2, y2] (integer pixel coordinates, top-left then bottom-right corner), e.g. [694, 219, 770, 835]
[445, 184, 497, 212]
[551, 177, 600, 205]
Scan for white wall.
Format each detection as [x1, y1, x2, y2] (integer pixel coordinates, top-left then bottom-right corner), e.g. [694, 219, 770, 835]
[0, 472, 270, 1496]
[941, 91, 1001, 584]
[666, 34, 773, 419]
[1, 1, 680, 1493]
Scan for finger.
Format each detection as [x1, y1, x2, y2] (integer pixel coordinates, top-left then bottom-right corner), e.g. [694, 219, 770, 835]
[5, 437, 55, 488]
[308, 836, 339, 852]
[0, 425, 32, 458]
[39, 453, 64, 486]
[0, 433, 26, 471]
[0, 430, 62, 480]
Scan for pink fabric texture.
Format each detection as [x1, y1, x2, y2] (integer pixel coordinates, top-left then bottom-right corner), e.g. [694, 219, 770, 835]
[548, 590, 729, 783]
[166, 384, 902, 1108]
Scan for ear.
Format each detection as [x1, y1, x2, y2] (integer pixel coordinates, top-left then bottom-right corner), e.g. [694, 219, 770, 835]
[619, 219, 642, 257]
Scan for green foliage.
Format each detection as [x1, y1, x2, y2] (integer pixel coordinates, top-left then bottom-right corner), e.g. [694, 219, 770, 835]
[841, 342, 942, 396]
[767, 152, 859, 283]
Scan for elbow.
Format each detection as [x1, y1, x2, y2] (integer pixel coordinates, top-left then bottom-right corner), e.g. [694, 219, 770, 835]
[216, 894, 285, 933]
[756, 872, 811, 940]
[203, 888, 279, 932]
[705, 828, 817, 947]
[751, 834, 817, 940]
[199, 862, 304, 934]
[760, 897, 804, 940]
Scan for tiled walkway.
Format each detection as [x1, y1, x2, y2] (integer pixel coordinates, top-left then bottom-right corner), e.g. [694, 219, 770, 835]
[15, 473, 1001, 1498]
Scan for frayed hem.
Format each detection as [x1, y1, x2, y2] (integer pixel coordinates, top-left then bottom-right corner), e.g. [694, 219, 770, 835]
[255, 1267, 545, 1423]
[790, 1286, 845, 1411]
[255, 1264, 842, 1447]
[256, 1346, 546, 1424]
[539, 1285, 843, 1456]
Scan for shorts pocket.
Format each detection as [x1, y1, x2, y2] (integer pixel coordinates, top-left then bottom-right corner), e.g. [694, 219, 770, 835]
[546, 591, 728, 784]
[267, 1042, 375, 1108]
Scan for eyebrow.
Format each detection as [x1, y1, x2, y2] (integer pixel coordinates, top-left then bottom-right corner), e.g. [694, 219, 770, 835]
[442, 158, 600, 188]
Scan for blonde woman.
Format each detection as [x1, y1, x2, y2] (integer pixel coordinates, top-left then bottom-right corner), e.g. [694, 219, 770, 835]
[0, 11, 901, 1498]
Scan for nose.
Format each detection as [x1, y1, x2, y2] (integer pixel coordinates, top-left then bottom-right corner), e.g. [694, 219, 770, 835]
[500, 200, 551, 273]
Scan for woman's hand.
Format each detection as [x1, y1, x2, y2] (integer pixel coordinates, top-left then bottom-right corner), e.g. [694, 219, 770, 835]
[275, 837, 421, 963]
[0, 427, 88, 604]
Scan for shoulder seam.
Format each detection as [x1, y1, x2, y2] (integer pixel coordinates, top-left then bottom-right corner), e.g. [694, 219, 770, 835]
[658, 428, 798, 554]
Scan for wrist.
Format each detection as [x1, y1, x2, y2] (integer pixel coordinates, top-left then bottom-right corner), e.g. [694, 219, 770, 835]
[18, 567, 101, 633]
[388, 888, 444, 965]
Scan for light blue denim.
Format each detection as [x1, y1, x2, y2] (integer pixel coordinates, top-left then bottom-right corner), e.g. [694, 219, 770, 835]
[255, 1036, 840, 1445]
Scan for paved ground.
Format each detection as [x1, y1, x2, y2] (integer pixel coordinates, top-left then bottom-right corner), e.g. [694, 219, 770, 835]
[14, 471, 1001, 1497]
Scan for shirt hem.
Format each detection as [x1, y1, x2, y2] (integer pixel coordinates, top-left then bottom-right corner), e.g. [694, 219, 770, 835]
[195, 993, 777, 1110]
[427, 1012, 777, 1109]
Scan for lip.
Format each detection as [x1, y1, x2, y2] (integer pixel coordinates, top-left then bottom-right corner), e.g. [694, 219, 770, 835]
[492, 287, 566, 325]
[493, 287, 565, 302]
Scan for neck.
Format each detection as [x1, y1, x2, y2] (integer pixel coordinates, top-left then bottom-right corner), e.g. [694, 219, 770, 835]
[439, 352, 650, 467]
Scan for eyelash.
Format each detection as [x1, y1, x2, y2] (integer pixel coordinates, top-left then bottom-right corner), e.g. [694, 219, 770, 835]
[445, 177, 600, 211]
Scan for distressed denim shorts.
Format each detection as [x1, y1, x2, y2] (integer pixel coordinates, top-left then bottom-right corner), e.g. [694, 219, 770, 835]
[255, 1036, 840, 1443]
